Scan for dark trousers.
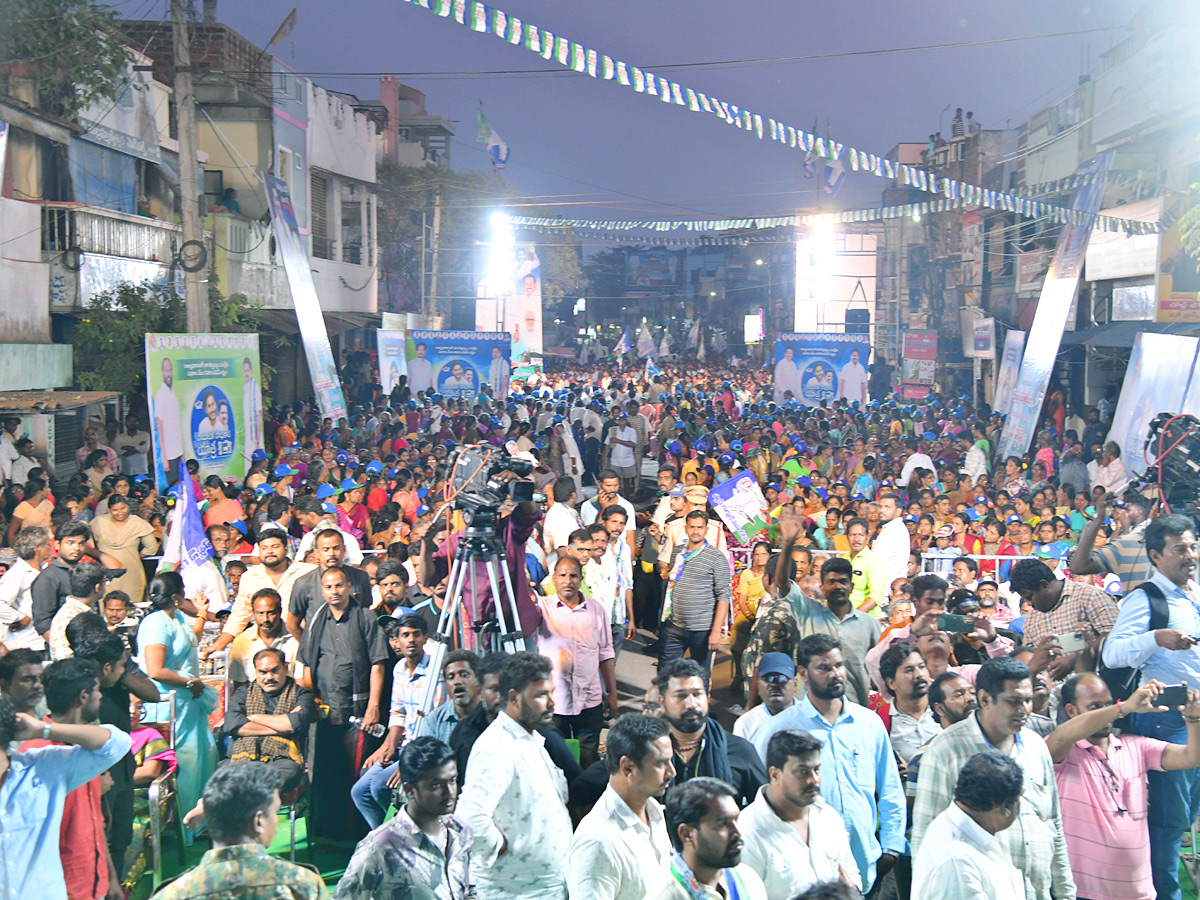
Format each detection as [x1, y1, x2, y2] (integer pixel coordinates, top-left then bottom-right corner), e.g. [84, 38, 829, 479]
[584, 438, 601, 480]
[105, 756, 135, 878]
[659, 622, 712, 678]
[1131, 709, 1200, 900]
[312, 719, 380, 842]
[633, 564, 663, 630]
[554, 704, 604, 769]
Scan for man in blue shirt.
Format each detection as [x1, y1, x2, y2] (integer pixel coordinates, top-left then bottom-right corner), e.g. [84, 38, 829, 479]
[1102, 514, 1200, 900]
[0, 693, 131, 900]
[750, 633, 906, 895]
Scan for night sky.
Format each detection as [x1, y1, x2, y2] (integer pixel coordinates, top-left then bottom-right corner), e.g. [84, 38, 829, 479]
[214, 0, 1137, 222]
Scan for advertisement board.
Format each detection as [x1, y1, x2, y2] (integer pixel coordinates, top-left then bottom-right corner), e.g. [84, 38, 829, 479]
[145, 333, 263, 489]
[1017, 250, 1049, 293]
[902, 331, 938, 386]
[262, 173, 347, 423]
[406, 330, 511, 401]
[999, 152, 1114, 460]
[627, 247, 684, 288]
[973, 318, 997, 360]
[1156, 199, 1200, 323]
[992, 330, 1026, 417]
[377, 329, 407, 395]
[773, 333, 870, 404]
[477, 243, 544, 364]
[1106, 332, 1200, 476]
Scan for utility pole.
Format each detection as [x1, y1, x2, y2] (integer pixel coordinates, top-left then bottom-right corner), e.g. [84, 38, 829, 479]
[428, 186, 443, 320]
[171, 0, 209, 333]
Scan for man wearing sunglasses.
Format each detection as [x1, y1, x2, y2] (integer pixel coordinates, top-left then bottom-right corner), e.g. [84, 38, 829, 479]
[732, 653, 799, 742]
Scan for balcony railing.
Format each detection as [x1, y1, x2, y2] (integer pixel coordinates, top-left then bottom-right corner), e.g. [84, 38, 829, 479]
[40, 202, 182, 264]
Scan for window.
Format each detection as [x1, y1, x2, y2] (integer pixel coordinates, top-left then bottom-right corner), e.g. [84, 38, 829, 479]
[311, 173, 330, 260]
[277, 146, 294, 199]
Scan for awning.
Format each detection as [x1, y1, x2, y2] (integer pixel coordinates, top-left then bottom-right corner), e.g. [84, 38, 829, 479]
[256, 309, 382, 336]
[0, 390, 119, 416]
[1059, 320, 1200, 349]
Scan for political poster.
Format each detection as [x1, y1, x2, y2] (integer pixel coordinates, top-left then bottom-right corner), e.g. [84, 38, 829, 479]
[262, 173, 347, 424]
[998, 152, 1114, 460]
[773, 333, 870, 405]
[973, 318, 997, 359]
[992, 330, 1026, 417]
[1107, 333, 1199, 476]
[476, 243, 543, 365]
[377, 329, 407, 395]
[145, 333, 264, 490]
[405, 330, 511, 402]
[902, 331, 938, 380]
[709, 470, 769, 544]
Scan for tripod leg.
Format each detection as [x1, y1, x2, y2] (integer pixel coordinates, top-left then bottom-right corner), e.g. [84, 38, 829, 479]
[484, 553, 531, 653]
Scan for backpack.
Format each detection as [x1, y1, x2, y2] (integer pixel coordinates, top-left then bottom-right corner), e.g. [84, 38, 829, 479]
[1098, 582, 1169, 702]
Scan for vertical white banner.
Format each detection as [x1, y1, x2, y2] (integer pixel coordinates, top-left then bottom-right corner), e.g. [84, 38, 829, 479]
[262, 173, 348, 423]
[992, 330, 1025, 417]
[998, 152, 1114, 459]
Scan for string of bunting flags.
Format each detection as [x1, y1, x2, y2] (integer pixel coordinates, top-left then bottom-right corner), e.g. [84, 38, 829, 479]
[398, 0, 1164, 236]
[507, 192, 1160, 237]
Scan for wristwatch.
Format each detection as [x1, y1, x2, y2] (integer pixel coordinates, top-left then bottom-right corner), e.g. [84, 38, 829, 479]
[42, 721, 52, 740]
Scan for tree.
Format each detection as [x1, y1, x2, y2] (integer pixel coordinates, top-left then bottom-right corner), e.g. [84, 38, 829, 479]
[0, 0, 132, 118]
[74, 279, 266, 395]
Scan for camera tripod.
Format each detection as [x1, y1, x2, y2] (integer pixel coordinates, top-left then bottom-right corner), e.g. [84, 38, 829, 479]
[410, 522, 529, 738]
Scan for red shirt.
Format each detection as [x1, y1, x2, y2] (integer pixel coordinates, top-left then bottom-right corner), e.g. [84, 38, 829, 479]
[20, 733, 109, 900]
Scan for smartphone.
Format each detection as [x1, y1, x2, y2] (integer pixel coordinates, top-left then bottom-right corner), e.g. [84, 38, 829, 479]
[937, 613, 976, 634]
[1056, 631, 1089, 654]
[1160, 684, 1189, 709]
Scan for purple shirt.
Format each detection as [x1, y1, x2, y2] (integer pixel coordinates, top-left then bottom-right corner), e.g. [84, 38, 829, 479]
[535, 593, 614, 716]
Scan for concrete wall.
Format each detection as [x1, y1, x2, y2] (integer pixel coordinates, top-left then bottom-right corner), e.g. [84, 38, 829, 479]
[197, 117, 272, 220]
[0, 344, 72, 390]
[309, 85, 376, 183]
[0, 198, 51, 342]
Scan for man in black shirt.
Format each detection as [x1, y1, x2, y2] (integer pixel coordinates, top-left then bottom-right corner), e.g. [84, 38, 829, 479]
[286, 528, 372, 640]
[297, 565, 389, 841]
[31, 520, 91, 638]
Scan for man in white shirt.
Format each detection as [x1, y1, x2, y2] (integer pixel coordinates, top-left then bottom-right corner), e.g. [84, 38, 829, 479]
[911, 749, 1025, 900]
[227, 587, 299, 685]
[898, 439, 936, 487]
[114, 414, 150, 477]
[0, 526, 51, 652]
[456, 651, 572, 899]
[0, 417, 19, 487]
[873, 493, 913, 590]
[839, 348, 869, 405]
[740, 729, 860, 899]
[733, 653, 800, 742]
[488, 346, 510, 398]
[407, 342, 435, 395]
[154, 357, 184, 477]
[542, 480, 582, 563]
[1093, 441, 1130, 494]
[605, 412, 639, 499]
[568, 713, 674, 900]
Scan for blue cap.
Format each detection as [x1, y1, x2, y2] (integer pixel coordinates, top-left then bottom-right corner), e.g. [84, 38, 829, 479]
[904, 514, 919, 523]
[695, 439, 708, 454]
[339, 478, 363, 493]
[1005, 513, 1022, 525]
[758, 652, 796, 678]
[365, 460, 383, 475]
[251, 448, 268, 462]
[730, 441, 743, 452]
[254, 483, 275, 497]
[387, 467, 400, 478]
[335, 451, 349, 464]
[719, 452, 735, 465]
[315, 484, 341, 500]
[273, 463, 297, 477]
[321, 501, 337, 515]
[667, 440, 683, 455]
[922, 431, 937, 442]
[228, 520, 248, 536]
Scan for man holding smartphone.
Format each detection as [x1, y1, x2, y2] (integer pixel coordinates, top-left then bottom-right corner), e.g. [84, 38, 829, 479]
[1009, 558, 1120, 681]
[1103, 515, 1200, 900]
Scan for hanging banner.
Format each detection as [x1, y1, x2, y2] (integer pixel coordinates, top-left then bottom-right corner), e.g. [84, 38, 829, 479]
[377, 329, 407, 396]
[773, 333, 870, 405]
[1107, 333, 1200, 476]
[406, 330, 511, 401]
[998, 152, 1114, 460]
[262, 173, 348, 424]
[708, 470, 769, 544]
[145, 333, 264, 490]
[973, 318, 996, 360]
[901, 331, 938, 394]
[992, 330, 1026, 418]
[0, 121, 8, 192]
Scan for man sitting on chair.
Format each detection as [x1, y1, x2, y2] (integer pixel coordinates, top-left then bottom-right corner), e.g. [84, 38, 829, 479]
[224, 647, 317, 795]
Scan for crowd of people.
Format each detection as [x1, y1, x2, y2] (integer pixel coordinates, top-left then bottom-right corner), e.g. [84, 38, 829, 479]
[0, 354, 1196, 900]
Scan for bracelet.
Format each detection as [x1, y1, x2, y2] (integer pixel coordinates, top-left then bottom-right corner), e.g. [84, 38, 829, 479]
[1185, 716, 1200, 723]
[42, 721, 52, 740]
[1116, 699, 1122, 716]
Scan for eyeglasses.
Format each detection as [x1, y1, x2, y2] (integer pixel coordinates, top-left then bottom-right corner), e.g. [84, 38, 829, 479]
[1089, 748, 1128, 815]
[762, 673, 792, 685]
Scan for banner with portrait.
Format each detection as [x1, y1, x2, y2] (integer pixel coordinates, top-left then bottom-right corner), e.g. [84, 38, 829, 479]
[709, 470, 769, 544]
[145, 333, 264, 489]
[992, 330, 1026, 417]
[773, 333, 870, 405]
[476, 243, 543, 366]
[377, 329, 407, 396]
[405, 330, 511, 402]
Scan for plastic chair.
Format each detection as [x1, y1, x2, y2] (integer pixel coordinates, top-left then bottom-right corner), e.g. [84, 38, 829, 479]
[147, 690, 187, 889]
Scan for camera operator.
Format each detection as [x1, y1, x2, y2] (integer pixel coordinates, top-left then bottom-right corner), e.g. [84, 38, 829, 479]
[419, 466, 544, 643]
